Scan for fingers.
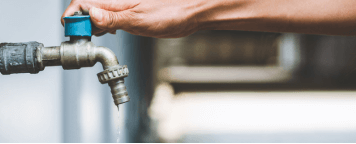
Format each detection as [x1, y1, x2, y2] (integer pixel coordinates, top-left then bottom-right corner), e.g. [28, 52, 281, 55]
[62, 0, 139, 37]
[92, 25, 106, 35]
[61, 3, 81, 26]
[96, 0, 139, 12]
[62, 5, 119, 37]
[93, 30, 116, 37]
[62, 0, 138, 25]
[94, 31, 108, 37]
[109, 30, 117, 34]
[90, 7, 128, 30]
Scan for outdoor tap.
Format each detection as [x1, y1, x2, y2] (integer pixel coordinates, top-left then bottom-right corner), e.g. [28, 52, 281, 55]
[0, 11, 130, 106]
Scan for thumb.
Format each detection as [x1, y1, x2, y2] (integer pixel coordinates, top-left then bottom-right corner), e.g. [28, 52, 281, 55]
[90, 7, 126, 30]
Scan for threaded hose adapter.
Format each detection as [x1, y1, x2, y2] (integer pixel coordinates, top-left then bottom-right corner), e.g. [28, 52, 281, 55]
[109, 79, 130, 105]
[97, 65, 130, 105]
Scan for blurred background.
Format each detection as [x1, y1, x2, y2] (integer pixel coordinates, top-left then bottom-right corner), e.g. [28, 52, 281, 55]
[1, 0, 356, 143]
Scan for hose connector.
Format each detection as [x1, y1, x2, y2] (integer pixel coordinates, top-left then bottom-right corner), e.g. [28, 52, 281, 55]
[97, 65, 130, 105]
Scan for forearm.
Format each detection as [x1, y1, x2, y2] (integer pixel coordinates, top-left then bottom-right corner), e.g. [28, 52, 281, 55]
[192, 0, 356, 35]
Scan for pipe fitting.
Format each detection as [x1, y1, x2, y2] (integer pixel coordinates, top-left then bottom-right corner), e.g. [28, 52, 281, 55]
[97, 65, 129, 105]
[0, 42, 43, 74]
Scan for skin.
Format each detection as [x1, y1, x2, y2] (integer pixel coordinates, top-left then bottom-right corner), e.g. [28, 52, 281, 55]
[62, 0, 356, 38]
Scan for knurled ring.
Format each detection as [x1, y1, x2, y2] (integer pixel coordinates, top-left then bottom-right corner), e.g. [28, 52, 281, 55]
[97, 65, 129, 84]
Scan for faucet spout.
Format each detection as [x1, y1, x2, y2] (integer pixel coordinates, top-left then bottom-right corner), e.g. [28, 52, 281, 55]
[94, 46, 119, 69]
[59, 38, 130, 106]
[94, 46, 130, 105]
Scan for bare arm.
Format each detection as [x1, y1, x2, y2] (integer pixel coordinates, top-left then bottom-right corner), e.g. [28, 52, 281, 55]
[199, 0, 356, 35]
[62, 0, 356, 38]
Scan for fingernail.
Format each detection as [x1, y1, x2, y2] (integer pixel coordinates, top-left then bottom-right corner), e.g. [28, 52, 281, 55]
[91, 7, 103, 22]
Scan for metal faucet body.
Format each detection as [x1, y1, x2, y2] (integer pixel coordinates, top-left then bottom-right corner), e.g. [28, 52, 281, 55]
[0, 38, 130, 106]
[0, 11, 130, 106]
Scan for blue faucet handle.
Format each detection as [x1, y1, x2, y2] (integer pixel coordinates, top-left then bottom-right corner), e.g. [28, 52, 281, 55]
[63, 15, 92, 37]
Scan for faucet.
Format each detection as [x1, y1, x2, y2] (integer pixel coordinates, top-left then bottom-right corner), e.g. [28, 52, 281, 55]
[0, 11, 130, 106]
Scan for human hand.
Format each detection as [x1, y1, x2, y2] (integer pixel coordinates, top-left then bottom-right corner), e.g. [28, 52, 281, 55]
[62, 0, 201, 38]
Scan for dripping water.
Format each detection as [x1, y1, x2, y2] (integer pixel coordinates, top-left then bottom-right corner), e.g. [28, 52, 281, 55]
[116, 106, 121, 143]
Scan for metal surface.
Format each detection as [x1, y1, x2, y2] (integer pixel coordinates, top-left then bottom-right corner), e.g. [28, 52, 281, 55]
[97, 65, 129, 83]
[97, 65, 129, 105]
[0, 37, 130, 106]
[109, 79, 130, 105]
[74, 11, 82, 16]
[58, 38, 96, 69]
[0, 42, 43, 74]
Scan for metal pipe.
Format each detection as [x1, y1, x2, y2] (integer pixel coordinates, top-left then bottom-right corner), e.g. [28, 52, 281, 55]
[41, 46, 61, 66]
[42, 44, 120, 69]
